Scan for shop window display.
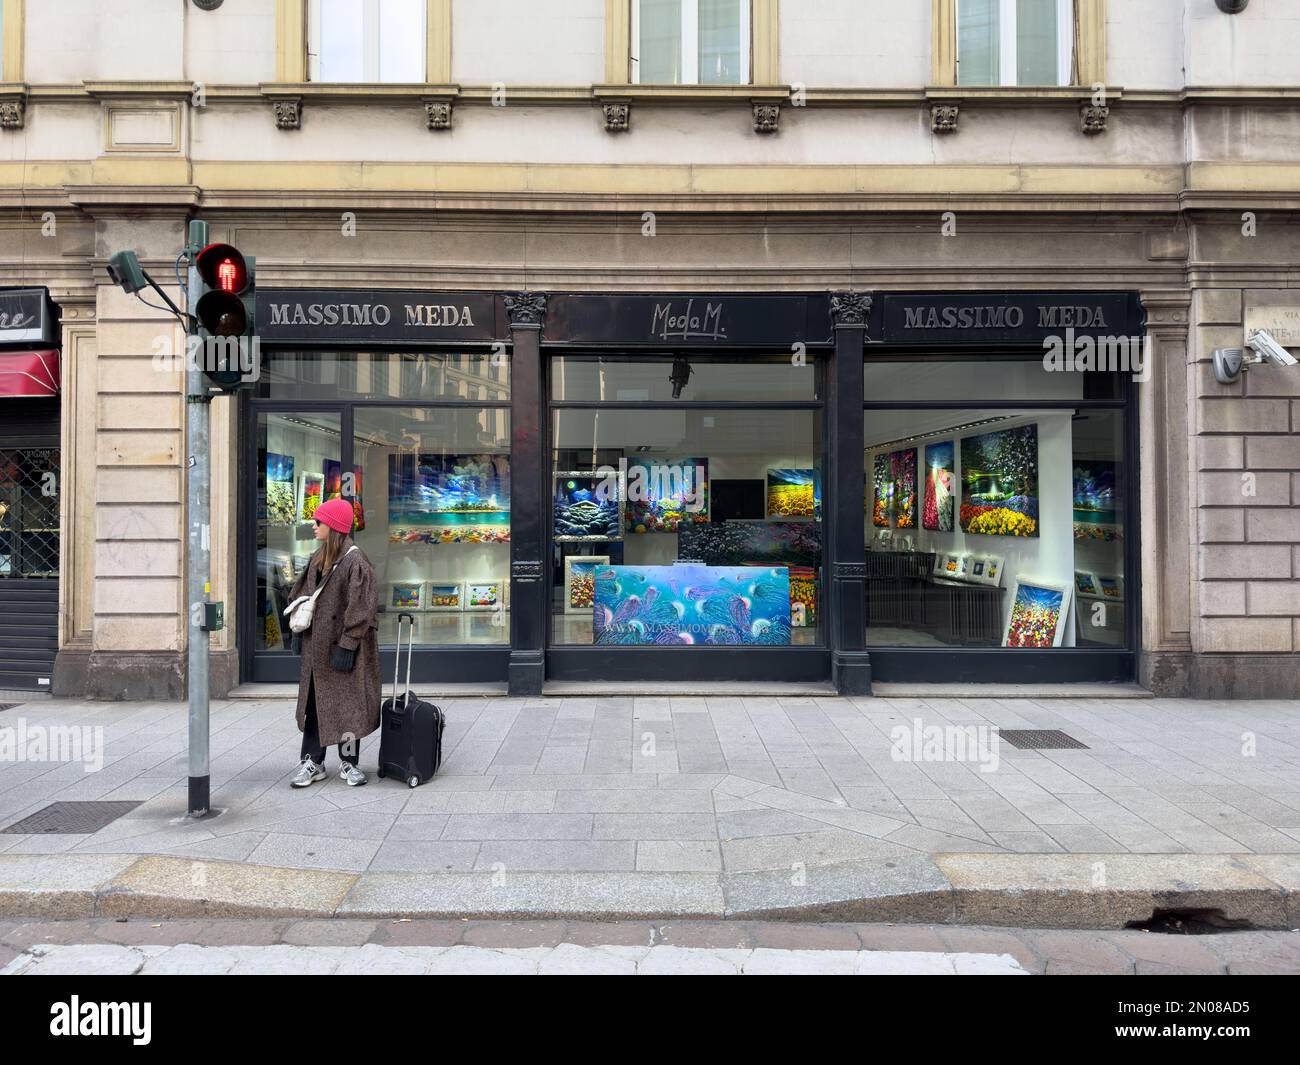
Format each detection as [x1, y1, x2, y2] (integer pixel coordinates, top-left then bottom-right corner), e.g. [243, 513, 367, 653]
[864, 358, 1128, 652]
[550, 360, 823, 647]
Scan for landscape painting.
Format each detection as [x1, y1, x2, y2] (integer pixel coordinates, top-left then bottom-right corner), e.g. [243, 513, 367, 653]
[678, 520, 822, 568]
[766, 468, 820, 520]
[625, 458, 708, 533]
[554, 472, 621, 541]
[922, 441, 955, 532]
[872, 453, 892, 528]
[960, 424, 1040, 538]
[1073, 459, 1121, 541]
[1004, 579, 1071, 648]
[388, 453, 511, 544]
[892, 448, 917, 530]
[266, 452, 296, 526]
[593, 565, 792, 646]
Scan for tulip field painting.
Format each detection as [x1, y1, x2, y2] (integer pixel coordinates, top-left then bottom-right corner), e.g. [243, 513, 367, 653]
[872, 454, 892, 528]
[922, 441, 954, 532]
[1004, 579, 1070, 648]
[960, 424, 1040, 538]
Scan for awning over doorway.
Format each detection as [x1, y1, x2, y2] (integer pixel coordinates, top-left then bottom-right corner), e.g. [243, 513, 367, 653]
[0, 350, 60, 397]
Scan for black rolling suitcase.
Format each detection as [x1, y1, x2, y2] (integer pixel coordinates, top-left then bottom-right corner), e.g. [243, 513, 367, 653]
[377, 613, 445, 787]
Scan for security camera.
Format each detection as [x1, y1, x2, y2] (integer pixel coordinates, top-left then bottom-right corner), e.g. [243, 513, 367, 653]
[1245, 329, 1299, 367]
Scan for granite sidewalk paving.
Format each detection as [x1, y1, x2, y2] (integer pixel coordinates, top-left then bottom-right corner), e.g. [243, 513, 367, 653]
[1, 694, 1298, 925]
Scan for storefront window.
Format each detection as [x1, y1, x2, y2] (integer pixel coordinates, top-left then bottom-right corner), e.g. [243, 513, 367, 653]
[553, 355, 819, 403]
[864, 357, 1130, 652]
[259, 350, 509, 403]
[551, 401, 824, 648]
[354, 407, 510, 647]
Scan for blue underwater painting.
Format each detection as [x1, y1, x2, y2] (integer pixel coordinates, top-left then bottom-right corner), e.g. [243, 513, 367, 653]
[388, 453, 510, 525]
[593, 565, 792, 646]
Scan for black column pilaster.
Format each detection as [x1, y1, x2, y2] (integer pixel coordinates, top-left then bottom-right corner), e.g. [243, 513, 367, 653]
[828, 293, 872, 695]
[505, 293, 547, 695]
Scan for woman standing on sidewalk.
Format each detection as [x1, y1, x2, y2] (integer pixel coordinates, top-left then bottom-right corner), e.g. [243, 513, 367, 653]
[287, 497, 382, 788]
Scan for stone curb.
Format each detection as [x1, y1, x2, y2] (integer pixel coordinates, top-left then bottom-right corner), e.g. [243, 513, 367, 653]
[1, 852, 1296, 928]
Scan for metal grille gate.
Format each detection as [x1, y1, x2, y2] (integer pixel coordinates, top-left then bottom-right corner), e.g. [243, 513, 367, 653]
[0, 444, 60, 690]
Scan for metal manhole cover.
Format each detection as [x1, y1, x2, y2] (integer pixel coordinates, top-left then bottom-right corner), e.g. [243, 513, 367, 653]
[999, 729, 1089, 750]
[1, 801, 143, 835]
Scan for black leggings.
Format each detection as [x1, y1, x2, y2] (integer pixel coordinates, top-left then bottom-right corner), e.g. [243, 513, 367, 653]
[300, 676, 360, 765]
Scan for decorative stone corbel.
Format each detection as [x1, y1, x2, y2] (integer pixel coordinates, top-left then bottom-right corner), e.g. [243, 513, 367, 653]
[272, 97, 302, 130]
[930, 103, 959, 134]
[424, 98, 453, 131]
[1079, 102, 1109, 135]
[752, 102, 780, 134]
[602, 100, 631, 133]
[0, 91, 27, 131]
[830, 292, 873, 327]
[505, 292, 547, 327]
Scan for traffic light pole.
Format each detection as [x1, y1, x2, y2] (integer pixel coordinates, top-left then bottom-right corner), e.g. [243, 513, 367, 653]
[185, 218, 212, 817]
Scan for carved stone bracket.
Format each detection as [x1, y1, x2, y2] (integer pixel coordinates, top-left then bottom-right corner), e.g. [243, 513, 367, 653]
[272, 97, 302, 130]
[752, 102, 780, 134]
[602, 100, 631, 133]
[424, 98, 453, 131]
[930, 103, 959, 134]
[505, 292, 547, 327]
[830, 292, 873, 328]
[0, 93, 26, 131]
[1080, 103, 1109, 135]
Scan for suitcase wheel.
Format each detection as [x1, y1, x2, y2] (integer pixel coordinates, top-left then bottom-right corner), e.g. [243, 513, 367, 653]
[407, 775, 420, 789]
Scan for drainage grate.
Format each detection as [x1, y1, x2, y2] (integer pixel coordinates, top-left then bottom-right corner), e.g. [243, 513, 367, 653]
[1, 801, 143, 835]
[998, 729, 1089, 750]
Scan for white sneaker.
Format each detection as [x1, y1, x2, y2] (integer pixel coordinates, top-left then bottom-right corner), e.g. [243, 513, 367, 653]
[291, 757, 326, 788]
[339, 761, 367, 787]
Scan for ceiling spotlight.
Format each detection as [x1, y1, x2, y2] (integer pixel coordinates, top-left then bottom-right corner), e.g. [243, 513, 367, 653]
[1214, 0, 1249, 12]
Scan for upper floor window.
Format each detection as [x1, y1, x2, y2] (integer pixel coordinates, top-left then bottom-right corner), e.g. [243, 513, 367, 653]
[632, 0, 750, 85]
[309, 0, 426, 83]
[957, 0, 1073, 86]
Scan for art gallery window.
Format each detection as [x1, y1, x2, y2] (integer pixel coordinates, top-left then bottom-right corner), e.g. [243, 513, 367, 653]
[548, 355, 824, 652]
[863, 355, 1134, 680]
[247, 349, 511, 682]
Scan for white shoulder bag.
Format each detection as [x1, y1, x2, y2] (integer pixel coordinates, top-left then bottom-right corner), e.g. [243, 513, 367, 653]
[283, 546, 357, 634]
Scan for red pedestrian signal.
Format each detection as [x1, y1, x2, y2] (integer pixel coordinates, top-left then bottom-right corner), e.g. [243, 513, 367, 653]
[192, 242, 257, 391]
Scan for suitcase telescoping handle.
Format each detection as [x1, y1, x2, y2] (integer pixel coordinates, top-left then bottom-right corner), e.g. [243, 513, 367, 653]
[392, 612, 416, 708]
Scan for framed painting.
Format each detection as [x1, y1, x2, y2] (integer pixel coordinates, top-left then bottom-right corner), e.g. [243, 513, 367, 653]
[872, 453, 892, 528]
[297, 470, 324, 522]
[766, 468, 820, 520]
[387, 580, 425, 612]
[960, 423, 1040, 538]
[942, 553, 962, 578]
[931, 552, 947, 577]
[564, 555, 609, 614]
[891, 448, 917, 530]
[465, 580, 504, 612]
[1003, 577, 1073, 648]
[922, 440, 955, 532]
[426, 582, 463, 612]
[554, 470, 622, 541]
[981, 555, 1006, 587]
[266, 452, 296, 527]
[1073, 459, 1122, 542]
[625, 457, 708, 533]
[969, 556, 987, 581]
[1098, 575, 1124, 601]
[388, 452, 510, 543]
[1074, 571, 1102, 598]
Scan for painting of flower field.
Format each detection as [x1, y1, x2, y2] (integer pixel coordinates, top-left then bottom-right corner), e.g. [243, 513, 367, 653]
[960, 424, 1039, 538]
[766, 468, 820, 519]
[1004, 579, 1069, 648]
[922, 441, 954, 532]
[891, 448, 917, 529]
[872, 453, 892, 527]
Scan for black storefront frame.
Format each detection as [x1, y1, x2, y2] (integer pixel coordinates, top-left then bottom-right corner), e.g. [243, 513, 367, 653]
[858, 289, 1145, 685]
[543, 353, 834, 684]
[238, 333, 514, 686]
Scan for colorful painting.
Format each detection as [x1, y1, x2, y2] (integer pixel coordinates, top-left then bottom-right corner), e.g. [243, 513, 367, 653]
[388, 453, 510, 542]
[1098, 575, 1123, 600]
[388, 581, 424, 611]
[426, 582, 463, 611]
[323, 460, 365, 532]
[1075, 571, 1101, 597]
[626, 458, 708, 533]
[1004, 578, 1072, 648]
[1074, 459, 1122, 542]
[554, 471, 621, 540]
[872, 454, 892, 528]
[298, 471, 324, 522]
[960, 424, 1040, 538]
[787, 564, 818, 627]
[981, 555, 1005, 587]
[766, 468, 820, 520]
[892, 449, 917, 530]
[678, 520, 822, 568]
[564, 555, 609, 614]
[266, 452, 296, 527]
[593, 565, 792, 646]
[922, 441, 955, 532]
[466, 581, 503, 611]
[944, 554, 961, 577]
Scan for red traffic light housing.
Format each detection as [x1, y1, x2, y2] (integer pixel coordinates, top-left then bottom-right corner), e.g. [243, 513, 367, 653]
[194, 243, 249, 337]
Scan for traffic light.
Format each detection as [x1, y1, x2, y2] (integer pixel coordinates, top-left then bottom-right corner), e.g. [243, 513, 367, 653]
[193, 242, 257, 392]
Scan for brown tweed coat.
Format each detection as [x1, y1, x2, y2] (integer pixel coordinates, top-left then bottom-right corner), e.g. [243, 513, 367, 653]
[289, 538, 382, 748]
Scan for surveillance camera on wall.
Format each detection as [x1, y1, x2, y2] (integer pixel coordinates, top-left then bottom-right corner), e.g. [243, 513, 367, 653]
[1246, 329, 1299, 367]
